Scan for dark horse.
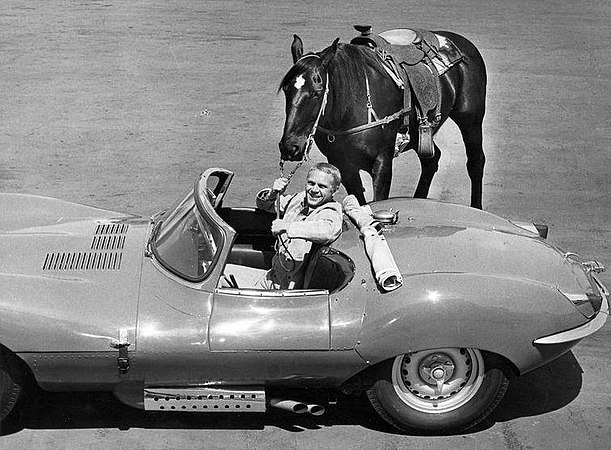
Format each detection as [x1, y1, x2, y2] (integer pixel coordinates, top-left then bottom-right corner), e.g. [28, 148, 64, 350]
[278, 32, 487, 208]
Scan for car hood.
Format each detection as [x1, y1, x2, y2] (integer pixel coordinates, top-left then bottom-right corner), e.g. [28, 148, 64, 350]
[0, 194, 149, 352]
[344, 198, 586, 292]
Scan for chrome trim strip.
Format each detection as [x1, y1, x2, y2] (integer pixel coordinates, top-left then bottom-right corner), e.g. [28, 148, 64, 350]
[534, 276, 609, 345]
[594, 274, 609, 297]
[215, 288, 329, 297]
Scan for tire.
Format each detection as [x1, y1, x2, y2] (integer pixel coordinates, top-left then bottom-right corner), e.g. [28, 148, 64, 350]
[366, 348, 509, 433]
[0, 350, 25, 424]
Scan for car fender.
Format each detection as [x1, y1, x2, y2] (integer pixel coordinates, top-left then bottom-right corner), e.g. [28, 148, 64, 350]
[0, 270, 141, 390]
[355, 272, 586, 374]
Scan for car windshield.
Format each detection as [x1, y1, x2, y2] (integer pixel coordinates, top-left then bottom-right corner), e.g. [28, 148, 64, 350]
[153, 191, 223, 281]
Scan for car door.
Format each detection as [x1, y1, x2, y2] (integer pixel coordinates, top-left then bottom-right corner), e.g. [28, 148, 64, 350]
[209, 288, 330, 351]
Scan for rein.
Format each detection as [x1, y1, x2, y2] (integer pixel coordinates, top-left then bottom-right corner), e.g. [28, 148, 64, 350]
[274, 159, 301, 275]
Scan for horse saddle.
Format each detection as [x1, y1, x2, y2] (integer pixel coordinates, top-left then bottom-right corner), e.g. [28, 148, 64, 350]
[351, 25, 458, 158]
[352, 26, 440, 63]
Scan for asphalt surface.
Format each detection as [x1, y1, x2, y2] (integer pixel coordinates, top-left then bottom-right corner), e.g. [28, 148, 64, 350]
[0, 0, 610, 449]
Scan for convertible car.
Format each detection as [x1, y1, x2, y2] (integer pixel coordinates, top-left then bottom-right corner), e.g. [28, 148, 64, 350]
[0, 168, 607, 433]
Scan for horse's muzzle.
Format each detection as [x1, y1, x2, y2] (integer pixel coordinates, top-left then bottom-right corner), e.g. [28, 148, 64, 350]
[278, 139, 305, 162]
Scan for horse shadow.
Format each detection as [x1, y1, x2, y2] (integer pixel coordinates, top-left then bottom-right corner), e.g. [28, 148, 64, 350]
[0, 351, 582, 437]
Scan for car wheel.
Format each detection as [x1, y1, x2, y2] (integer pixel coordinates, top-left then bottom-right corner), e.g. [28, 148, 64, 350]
[0, 350, 25, 423]
[367, 348, 509, 433]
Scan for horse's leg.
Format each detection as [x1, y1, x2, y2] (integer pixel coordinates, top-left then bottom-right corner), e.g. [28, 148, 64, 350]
[325, 151, 367, 204]
[340, 169, 367, 204]
[321, 139, 372, 205]
[371, 154, 393, 201]
[414, 144, 442, 199]
[438, 31, 487, 209]
[452, 114, 485, 209]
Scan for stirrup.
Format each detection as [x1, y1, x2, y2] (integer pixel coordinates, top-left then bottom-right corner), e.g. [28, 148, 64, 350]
[417, 121, 435, 159]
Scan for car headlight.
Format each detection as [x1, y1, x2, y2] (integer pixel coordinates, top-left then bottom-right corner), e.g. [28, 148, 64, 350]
[559, 255, 606, 319]
[561, 289, 603, 318]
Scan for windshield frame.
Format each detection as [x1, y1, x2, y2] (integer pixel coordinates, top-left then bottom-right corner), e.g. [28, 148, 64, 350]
[150, 168, 236, 284]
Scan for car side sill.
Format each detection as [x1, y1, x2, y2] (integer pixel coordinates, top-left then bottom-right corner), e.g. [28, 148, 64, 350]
[534, 276, 609, 345]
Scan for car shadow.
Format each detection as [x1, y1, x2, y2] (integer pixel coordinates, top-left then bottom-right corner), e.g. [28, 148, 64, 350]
[484, 350, 583, 425]
[0, 351, 582, 437]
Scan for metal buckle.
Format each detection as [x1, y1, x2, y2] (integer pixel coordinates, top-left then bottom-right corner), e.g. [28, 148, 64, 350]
[118, 355, 130, 374]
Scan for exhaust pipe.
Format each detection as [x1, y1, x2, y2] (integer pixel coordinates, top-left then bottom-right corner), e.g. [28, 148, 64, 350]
[269, 398, 308, 414]
[306, 403, 325, 416]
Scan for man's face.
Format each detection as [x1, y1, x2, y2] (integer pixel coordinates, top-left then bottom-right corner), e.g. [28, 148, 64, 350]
[305, 169, 337, 208]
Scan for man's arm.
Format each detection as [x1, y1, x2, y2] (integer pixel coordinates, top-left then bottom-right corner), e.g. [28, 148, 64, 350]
[255, 177, 291, 213]
[256, 189, 294, 214]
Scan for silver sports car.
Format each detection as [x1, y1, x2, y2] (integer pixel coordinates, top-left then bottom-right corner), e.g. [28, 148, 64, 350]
[0, 168, 607, 433]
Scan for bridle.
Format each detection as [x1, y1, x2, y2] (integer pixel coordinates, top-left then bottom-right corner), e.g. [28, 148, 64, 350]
[317, 72, 409, 142]
[279, 54, 330, 178]
[278, 53, 330, 189]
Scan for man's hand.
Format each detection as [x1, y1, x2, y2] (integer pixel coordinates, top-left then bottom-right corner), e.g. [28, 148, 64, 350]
[271, 219, 288, 235]
[272, 177, 289, 194]
[262, 177, 289, 202]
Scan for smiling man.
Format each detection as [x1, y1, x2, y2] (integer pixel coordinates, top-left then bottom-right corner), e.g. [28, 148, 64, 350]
[255, 162, 343, 289]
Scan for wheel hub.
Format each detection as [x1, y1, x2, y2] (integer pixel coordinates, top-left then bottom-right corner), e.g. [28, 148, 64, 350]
[420, 353, 456, 384]
[417, 353, 457, 395]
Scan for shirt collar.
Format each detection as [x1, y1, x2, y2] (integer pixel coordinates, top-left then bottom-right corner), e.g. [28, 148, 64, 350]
[299, 200, 310, 216]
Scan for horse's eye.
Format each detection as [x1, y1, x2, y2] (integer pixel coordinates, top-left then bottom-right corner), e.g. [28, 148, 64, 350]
[312, 74, 323, 85]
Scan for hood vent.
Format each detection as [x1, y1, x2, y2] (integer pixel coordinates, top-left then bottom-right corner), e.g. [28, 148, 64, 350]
[42, 222, 129, 272]
[43, 251, 123, 271]
[92, 223, 129, 250]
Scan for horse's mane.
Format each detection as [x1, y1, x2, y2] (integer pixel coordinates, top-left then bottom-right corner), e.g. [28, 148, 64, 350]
[278, 44, 388, 123]
[326, 44, 388, 122]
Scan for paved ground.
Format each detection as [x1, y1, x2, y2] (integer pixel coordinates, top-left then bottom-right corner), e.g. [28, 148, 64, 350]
[0, 0, 609, 449]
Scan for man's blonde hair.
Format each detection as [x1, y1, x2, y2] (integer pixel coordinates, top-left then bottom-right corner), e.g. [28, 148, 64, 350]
[308, 162, 342, 190]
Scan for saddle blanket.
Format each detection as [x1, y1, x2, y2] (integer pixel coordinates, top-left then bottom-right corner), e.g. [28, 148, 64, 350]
[430, 34, 462, 75]
[379, 28, 463, 76]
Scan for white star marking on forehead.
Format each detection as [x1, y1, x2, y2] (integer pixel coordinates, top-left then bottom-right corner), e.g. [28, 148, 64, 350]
[294, 74, 305, 89]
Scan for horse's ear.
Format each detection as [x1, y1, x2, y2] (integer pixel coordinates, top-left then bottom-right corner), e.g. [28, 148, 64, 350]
[291, 34, 303, 64]
[320, 38, 340, 69]
[331, 37, 340, 52]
